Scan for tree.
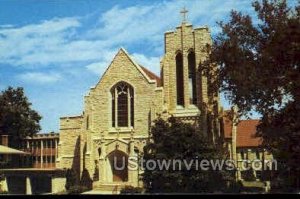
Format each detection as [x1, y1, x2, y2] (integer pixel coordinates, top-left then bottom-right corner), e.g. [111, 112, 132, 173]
[65, 168, 78, 190]
[80, 169, 93, 191]
[210, 0, 300, 191]
[0, 87, 41, 149]
[142, 117, 236, 193]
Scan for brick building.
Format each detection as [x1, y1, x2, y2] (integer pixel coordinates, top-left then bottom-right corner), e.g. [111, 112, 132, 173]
[0, 133, 64, 194]
[221, 109, 274, 191]
[21, 133, 59, 169]
[0, 133, 59, 169]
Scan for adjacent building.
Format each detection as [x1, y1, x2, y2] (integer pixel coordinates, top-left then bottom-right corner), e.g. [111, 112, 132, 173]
[21, 133, 59, 169]
[0, 133, 64, 194]
[221, 110, 274, 191]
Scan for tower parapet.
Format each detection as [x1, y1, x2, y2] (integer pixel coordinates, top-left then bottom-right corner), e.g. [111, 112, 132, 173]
[161, 9, 220, 141]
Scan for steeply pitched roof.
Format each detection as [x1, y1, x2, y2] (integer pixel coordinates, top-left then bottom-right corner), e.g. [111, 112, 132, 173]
[236, 120, 262, 147]
[223, 116, 262, 147]
[140, 65, 162, 87]
[95, 48, 157, 87]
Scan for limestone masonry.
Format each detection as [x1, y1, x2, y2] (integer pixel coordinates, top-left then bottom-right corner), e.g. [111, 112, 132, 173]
[55, 20, 272, 193]
[56, 21, 221, 190]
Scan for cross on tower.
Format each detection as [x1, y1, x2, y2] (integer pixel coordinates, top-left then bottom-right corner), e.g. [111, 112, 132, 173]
[180, 7, 188, 23]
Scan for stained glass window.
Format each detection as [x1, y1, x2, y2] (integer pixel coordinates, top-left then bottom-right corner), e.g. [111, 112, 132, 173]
[111, 82, 134, 127]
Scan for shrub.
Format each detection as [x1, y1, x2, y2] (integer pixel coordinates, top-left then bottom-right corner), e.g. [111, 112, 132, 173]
[0, 174, 5, 181]
[0, 190, 8, 194]
[225, 180, 244, 193]
[65, 168, 78, 190]
[80, 169, 93, 190]
[241, 168, 256, 182]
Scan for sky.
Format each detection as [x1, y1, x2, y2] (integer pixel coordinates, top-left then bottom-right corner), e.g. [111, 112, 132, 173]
[0, 0, 296, 133]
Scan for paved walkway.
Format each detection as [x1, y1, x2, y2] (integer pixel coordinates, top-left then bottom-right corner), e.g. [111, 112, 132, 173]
[81, 190, 120, 195]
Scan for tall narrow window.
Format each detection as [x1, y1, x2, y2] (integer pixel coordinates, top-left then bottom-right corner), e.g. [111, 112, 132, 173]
[176, 52, 184, 106]
[86, 115, 89, 130]
[118, 91, 128, 127]
[112, 94, 115, 127]
[188, 51, 197, 105]
[111, 82, 134, 128]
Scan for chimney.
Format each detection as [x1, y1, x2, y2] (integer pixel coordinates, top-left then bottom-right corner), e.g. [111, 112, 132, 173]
[1, 135, 9, 146]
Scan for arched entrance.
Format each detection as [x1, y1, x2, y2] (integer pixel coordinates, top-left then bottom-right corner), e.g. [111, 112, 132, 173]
[107, 150, 128, 182]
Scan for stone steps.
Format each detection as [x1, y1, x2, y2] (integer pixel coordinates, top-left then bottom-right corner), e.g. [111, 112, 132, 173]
[92, 183, 127, 194]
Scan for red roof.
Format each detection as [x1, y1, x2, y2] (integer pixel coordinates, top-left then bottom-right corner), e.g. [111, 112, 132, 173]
[223, 116, 262, 147]
[140, 65, 162, 87]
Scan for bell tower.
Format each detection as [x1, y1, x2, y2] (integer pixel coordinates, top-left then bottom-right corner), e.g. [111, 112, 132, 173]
[160, 8, 221, 141]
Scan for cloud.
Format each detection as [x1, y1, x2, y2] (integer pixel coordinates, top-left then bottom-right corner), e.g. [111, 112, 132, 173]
[85, 51, 161, 77]
[0, 17, 80, 36]
[17, 72, 62, 83]
[0, 24, 14, 28]
[85, 61, 108, 76]
[132, 53, 160, 75]
[85, 49, 116, 75]
[0, 17, 81, 66]
[0, 0, 255, 68]
[87, 2, 178, 47]
[0, 0, 260, 132]
[88, 0, 253, 48]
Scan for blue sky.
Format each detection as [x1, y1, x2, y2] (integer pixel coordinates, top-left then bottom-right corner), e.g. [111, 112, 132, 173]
[0, 0, 296, 133]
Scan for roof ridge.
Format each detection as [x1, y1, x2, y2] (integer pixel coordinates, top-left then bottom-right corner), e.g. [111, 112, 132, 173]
[139, 65, 162, 87]
[239, 119, 260, 122]
[140, 65, 160, 79]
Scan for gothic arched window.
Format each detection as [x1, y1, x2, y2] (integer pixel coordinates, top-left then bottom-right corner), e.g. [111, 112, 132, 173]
[176, 52, 184, 106]
[188, 50, 197, 105]
[111, 82, 134, 127]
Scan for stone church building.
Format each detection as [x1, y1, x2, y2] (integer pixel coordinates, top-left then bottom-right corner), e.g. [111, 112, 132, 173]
[0, 10, 275, 194]
[56, 19, 222, 191]
[54, 16, 273, 193]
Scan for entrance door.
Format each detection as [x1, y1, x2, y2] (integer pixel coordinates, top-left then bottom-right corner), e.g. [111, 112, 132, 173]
[108, 150, 128, 182]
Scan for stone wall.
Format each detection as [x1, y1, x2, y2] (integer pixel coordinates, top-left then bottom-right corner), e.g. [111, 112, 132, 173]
[57, 116, 82, 171]
[236, 148, 274, 181]
[56, 21, 224, 190]
[0, 178, 8, 192]
[85, 48, 161, 137]
[162, 23, 212, 114]
[51, 177, 66, 193]
[57, 48, 163, 185]
[161, 22, 221, 141]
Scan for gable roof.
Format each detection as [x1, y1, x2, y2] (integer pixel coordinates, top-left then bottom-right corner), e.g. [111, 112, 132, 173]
[223, 115, 262, 147]
[140, 65, 162, 87]
[236, 120, 262, 147]
[96, 48, 156, 87]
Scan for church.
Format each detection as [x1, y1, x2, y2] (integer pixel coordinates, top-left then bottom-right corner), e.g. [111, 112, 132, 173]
[56, 14, 222, 191]
[0, 7, 277, 194]
[54, 12, 273, 193]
